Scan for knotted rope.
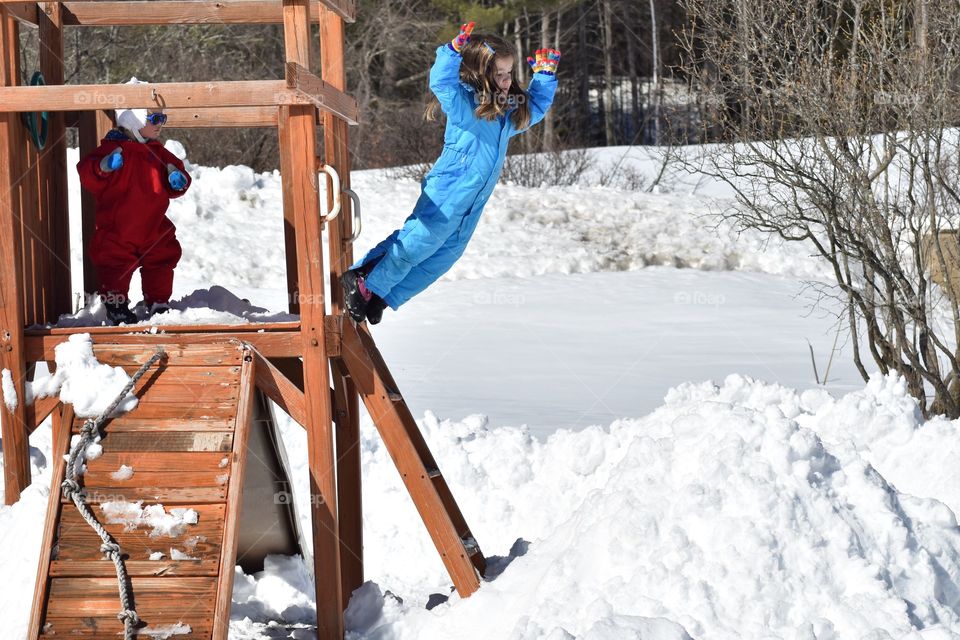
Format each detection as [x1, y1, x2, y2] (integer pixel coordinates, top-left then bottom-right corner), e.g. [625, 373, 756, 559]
[60, 348, 165, 639]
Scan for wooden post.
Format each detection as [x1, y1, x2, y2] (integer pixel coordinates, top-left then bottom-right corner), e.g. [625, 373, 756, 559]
[319, 4, 363, 607]
[279, 102, 343, 640]
[39, 1, 71, 320]
[282, 0, 310, 314]
[0, 7, 31, 503]
[77, 109, 113, 298]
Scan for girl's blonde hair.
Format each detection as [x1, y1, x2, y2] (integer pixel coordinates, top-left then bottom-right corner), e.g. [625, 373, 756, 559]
[426, 33, 531, 131]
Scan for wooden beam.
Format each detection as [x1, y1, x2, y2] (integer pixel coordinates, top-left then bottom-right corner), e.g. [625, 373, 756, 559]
[279, 102, 344, 638]
[0, 79, 305, 112]
[0, 76, 357, 124]
[77, 108, 112, 296]
[286, 61, 359, 125]
[5, 1, 35, 24]
[252, 348, 306, 428]
[27, 402, 73, 638]
[59, 0, 332, 25]
[26, 394, 59, 434]
[0, 7, 31, 503]
[24, 327, 303, 361]
[337, 320, 484, 596]
[0, 0, 355, 23]
[68, 106, 280, 129]
[320, 3, 363, 607]
[213, 346, 255, 639]
[39, 1, 72, 319]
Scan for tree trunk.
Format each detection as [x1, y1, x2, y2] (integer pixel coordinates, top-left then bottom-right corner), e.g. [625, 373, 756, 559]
[578, 1, 591, 140]
[542, 10, 557, 150]
[649, 0, 661, 145]
[600, 0, 617, 145]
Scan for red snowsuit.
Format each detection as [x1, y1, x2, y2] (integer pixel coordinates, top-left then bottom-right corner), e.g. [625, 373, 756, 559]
[77, 131, 191, 306]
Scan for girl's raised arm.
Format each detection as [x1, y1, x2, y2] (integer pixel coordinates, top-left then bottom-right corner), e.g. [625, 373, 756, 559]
[429, 22, 475, 127]
[514, 48, 560, 136]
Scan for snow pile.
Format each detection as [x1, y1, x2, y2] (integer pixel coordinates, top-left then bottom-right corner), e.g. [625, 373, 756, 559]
[28, 333, 137, 417]
[241, 374, 960, 639]
[110, 464, 135, 481]
[1, 368, 17, 411]
[100, 502, 199, 537]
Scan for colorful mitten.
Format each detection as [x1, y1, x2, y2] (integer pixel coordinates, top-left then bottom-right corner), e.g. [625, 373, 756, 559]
[449, 21, 475, 53]
[527, 48, 561, 75]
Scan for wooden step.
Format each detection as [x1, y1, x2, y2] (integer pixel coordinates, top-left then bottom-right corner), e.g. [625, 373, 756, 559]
[42, 576, 216, 637]
[55, 503, 225, 563]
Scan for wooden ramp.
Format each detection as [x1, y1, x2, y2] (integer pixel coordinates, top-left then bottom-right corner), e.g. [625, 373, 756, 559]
[29, 341, 259, 639]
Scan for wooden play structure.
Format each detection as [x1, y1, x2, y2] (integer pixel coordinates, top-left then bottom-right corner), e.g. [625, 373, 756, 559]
[0, 2, 484, 637]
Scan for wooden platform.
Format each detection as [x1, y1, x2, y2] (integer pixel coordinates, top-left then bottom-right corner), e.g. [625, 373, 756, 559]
[30, 342, 257, 639]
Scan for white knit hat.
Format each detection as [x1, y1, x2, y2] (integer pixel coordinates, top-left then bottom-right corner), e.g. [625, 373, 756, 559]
[115, 77, 149, 141]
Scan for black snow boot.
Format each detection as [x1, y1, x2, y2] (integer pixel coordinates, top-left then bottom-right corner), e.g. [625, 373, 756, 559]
[105, 301, 138, 325]
[340, 269, 370, 323]
[365, 296, 387, 325]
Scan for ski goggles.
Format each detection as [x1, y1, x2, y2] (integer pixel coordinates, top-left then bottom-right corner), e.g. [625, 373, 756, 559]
[144, 112, 167, 126]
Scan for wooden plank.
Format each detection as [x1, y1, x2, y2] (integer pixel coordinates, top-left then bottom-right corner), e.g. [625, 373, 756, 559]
[89, 430, 234, 452]
[252, 348, 306, 427]
[63, 485, 228, 504]
[77, 108, 113, 296]
[26, 330, 302, 361]
[56, 503, 225, 562]
[58, 0, 332, 25]
[43, 576, 215, 636]
[320, 4, 363, 605]
[0, 0, 358, 24]
[88, 342, 244, 367]
[0, 78, 310, 113]
[338, 320, 482, 596]
[27, 394, 59, 434]
[27, 403, 73, 639]
[279, 101, 344, 638]
[131, 379, 240, 405]
[213, 346, 255, 639]
[39, 2, 71, 320]
[73, 416, 235, 433]
[0, 7, 31, 504]
[77, 401, 237, 422]
[286, 61, 359, 125]
[83, 451, 231, 473]
[4, 1, 35, 24]
[50, 558, 220, 577]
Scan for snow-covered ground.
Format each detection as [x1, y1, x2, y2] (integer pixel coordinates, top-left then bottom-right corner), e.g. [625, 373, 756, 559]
[2, 145, 960, 639]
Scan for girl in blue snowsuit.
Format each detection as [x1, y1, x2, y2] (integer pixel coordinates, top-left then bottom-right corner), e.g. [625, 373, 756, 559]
[342, 23, 560, 324]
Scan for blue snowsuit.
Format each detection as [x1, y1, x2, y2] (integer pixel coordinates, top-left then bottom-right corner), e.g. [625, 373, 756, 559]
[353, 44, 558, 309]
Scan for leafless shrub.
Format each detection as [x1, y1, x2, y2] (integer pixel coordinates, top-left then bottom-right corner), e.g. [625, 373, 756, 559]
[679, 0, 960, 417]
[500, 146, 592, 188]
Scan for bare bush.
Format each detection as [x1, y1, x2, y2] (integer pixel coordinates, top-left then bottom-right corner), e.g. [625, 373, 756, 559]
[500, 146, 592, 188]
[679, 0, 960, 417]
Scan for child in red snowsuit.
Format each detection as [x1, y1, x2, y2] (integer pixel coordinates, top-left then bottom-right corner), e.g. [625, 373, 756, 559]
[77, 107, 191, 325]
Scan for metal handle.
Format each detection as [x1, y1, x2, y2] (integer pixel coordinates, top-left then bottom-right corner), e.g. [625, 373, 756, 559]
[343, 187, 362, 242]
[320, 164, 341, 223]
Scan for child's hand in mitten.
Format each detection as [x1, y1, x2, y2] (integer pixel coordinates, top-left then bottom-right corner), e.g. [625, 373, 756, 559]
[449, 21, 475, 53]
[527, 48, 561, 75]
[99, 147, 124, 173]
[166, 163, 188, 191]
